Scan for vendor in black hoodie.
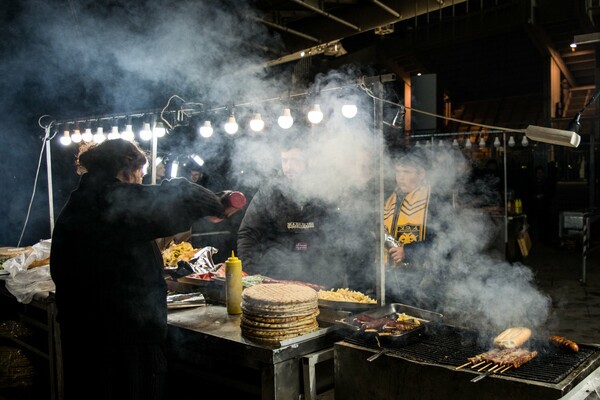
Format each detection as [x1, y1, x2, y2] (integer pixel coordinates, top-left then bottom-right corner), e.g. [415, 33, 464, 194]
[50, 139, 229, 400]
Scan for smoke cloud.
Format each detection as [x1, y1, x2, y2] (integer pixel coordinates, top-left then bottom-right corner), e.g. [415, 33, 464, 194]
[0, 0, 551, 335]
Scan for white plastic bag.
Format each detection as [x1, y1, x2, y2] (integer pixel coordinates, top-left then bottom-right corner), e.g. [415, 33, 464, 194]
[2, 239, 55, 304]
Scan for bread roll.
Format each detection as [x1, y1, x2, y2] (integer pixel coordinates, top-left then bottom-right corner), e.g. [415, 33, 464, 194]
[493, 327, 532, 349]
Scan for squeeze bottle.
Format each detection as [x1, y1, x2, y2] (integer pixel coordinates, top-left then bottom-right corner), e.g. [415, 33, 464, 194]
[225, 251, 243, 315]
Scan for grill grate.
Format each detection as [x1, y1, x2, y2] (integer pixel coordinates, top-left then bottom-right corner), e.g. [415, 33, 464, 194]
[342, 325, 597, 384]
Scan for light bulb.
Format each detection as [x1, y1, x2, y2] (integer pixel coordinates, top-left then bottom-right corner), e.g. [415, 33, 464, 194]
[224, 115, 239, 134]
[199, 121, 213, 138]
[479, 136, 486, 147]
[108, 126, 120, 140]
[438, 139, 444, 147]
[93, 127, 106, 144]
[493, 137, 501, 148]
[508, 136, 516, 147]
[191, 154, 204, 166]
[341, 104, 358, 118]
[415, 141, 421, 147]
[307, 104, 323, 124]
[139, 123, 152, 141]
[121, 124, 134, 141]
[153, 121, 166, 137]
[521, 135, 529, 147]
[278, 108, 293, 129]
[249, 113, 264, 132]
[71, 129, 82, 143]
[465, 138, 472, 149]
[82, 128, 93, 142]
[60, 130, 71, 146]
[170, 160, 179, 178]
[452, 138, 459, 147]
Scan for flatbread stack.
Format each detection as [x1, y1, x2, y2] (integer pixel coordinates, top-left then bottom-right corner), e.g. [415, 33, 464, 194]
[240, 283, 320, 344]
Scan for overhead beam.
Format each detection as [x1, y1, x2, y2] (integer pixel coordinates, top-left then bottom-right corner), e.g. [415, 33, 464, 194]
[290, 0, 360, 31]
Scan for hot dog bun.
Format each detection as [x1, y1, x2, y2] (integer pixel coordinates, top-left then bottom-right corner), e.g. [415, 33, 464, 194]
[493, 327, 532, 349]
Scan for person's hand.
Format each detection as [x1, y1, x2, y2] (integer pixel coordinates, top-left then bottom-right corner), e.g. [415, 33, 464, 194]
[388, 246, 405, 265]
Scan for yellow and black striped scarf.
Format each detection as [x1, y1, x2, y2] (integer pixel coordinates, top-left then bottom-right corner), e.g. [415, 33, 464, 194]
[384, 184, 431, 245]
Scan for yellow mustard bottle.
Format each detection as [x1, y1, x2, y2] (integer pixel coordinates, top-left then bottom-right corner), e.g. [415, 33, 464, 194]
[225, 251, 243, 315]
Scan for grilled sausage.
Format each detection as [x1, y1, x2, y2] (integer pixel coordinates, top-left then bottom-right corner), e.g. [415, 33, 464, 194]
[549, 335, 579, 353]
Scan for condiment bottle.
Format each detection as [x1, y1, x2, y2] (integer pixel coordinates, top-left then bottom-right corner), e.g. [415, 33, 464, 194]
[225, 250, 243, 315]
[219, 191, 247, 218]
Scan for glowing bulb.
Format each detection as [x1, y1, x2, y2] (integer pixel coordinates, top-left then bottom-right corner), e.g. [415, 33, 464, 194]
[82, 128, 93, 142]
[493, 137, 501, 148]
[438, 139, 445, 147]
[153, 121, 166, 137]
[479, 136, 486, 147]
[278, 108, 293, 129]
[521, 135, 529, 147]
[121, 124, 134, 141]
[415, 141, 421, 147]
[108, 125, 120, 140]
[249, 113, 264, 132]
[452, 138, 459, 147]
[199, 121, 213, 138]
[139, 123, 152, 141]
[191, 154, 204, 166]
[307, 104, 323, 124]
[60, 130, 72, 146]
[341, 104, 358, 118]
[170, 160, 179, 178]
[465, 138, 472, 149]
[508, 136, 516, 147]
[224, 115, 239, 134]
[93, 127, 106, 144]
[71, 129, 82, 143]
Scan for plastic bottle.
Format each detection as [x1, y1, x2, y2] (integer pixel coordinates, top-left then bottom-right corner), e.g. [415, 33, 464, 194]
[225, 250, 243, 315]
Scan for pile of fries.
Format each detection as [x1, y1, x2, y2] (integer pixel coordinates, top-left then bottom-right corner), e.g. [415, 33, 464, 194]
[162, 241, 198, 268]
[318, 288, 376, 304]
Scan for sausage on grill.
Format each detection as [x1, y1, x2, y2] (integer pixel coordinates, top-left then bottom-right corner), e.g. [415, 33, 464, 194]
[549, 335, 579, 353]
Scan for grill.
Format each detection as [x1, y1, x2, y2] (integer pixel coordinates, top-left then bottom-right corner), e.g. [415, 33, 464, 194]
[336, 324, 600, 400]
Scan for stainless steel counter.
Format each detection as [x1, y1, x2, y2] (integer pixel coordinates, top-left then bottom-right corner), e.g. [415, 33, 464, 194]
[166, 304, 340, 400]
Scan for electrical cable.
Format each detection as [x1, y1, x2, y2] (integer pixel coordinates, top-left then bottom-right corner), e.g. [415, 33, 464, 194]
[17, 116, 56, 247]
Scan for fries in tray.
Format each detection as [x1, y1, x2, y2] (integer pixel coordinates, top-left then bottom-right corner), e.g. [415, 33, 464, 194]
[318, 288, 377, 304]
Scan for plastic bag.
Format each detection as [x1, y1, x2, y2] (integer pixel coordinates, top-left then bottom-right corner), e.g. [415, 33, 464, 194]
[1, 239, 55, 304]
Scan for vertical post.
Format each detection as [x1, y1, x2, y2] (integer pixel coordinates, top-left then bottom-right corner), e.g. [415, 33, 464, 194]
[503, 132, 508, 252]
[151, 133, 158, 184]
[372, 80, 386, 305]
[46, 137, 55, 236]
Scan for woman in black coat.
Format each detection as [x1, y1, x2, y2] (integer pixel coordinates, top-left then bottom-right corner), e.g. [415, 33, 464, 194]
[50, 139, 227, 400]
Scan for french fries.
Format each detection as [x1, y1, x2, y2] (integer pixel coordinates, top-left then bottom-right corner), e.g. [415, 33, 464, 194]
[318, 288, 376, 304]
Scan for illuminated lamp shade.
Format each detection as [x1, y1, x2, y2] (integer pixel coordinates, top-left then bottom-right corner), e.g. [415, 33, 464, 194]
[71, 129, 82, 143]
[277, 108, 293, 129]
[249, 113, 264, 132]
[60, 130, 72, 146]
[121, 124, 135, 141]
[307, 104, 323, 124]
[139, 123, 153, 141]
[153, 121, 166, 137]
[108, 125, 120, 140]
[199, 121, 213, 138]
[82, 127, 93, 142]
[191, 154, 204, 166]
[508, 136, 516, 147]
[224, 115, 239, 134]
[341, 104, 358, 118]
[93, 127, 106, 144]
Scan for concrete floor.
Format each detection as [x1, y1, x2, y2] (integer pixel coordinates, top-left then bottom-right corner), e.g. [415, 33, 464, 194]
[520, 237, 600, 345]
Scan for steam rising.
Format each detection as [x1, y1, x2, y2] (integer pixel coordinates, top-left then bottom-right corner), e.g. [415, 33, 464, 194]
[1, 0, 551, 334]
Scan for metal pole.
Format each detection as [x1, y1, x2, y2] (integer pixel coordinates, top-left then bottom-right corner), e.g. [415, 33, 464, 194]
[46, 137, 55, 235]
[503, 132, 508, 253]
[373, 80, 386, 305]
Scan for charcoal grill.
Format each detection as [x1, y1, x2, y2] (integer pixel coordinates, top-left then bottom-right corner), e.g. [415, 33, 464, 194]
[335, 325, 600, 400]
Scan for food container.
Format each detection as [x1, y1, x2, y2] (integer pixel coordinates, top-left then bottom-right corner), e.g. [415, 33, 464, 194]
[336, 303, 443, 346]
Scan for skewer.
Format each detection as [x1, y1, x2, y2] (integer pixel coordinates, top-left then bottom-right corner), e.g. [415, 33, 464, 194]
[489, 364, 501, 373]
[499, 365, 512, 373]
[471, 361, 486, 369]
[478, 363, 492, 372]
[456, 361, 472, 370]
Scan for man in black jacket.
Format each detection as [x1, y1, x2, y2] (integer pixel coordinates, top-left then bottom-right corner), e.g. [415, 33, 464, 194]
[50, 139, 230, 400]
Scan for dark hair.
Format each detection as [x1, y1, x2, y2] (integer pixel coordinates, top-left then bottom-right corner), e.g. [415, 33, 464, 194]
[394, 146, 429, 171]
[77, 139, 147, 179]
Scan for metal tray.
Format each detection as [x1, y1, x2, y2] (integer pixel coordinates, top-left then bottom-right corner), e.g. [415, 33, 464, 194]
[337, 303, 443, 343]
[318, 298, 379, 312]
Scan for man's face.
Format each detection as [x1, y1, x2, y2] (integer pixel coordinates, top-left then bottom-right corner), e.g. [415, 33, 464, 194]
[190, 170, 202, 183]
[281, 148, 306, 181]
[395, 164, 425, 193]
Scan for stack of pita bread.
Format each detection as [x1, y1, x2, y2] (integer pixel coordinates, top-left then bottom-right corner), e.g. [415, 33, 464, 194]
[240, 283, 320, 344]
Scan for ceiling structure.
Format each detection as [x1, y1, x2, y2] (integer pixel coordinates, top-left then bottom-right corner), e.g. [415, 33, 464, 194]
[251, 0, 600, 125]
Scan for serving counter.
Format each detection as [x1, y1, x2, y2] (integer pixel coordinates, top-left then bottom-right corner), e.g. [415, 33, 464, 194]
[166, 304, 340, 400]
